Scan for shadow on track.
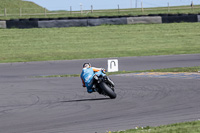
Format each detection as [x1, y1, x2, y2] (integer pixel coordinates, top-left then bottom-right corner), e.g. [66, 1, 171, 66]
[61, 98, 110, 103]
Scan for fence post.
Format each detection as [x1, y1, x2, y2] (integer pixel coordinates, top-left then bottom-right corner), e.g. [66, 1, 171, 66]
[44, 8, 47, 16]
[141, 1, 144, 12]
[80, 3, 83, 14]
[118, 5, 120, 14]
[91, 5, 93, 13]
[191, 1, 194, 11]
[70, 6, 72, 15]
[4, 8, 7, 17]
[20, 8, 22, 17]
[135, 0, 137, 8]
[168, 2, 170, 13]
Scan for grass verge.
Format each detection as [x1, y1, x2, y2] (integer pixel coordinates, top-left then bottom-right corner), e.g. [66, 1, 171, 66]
[1, 5, 200, 20]
[111, 120, 200, 133]
[0, 23, 200, 63]
[35, 66, 200, 78]
[117, 66, 200, 73]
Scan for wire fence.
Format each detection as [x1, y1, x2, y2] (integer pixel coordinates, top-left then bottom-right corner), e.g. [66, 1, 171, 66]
[0, 4, 200, 18]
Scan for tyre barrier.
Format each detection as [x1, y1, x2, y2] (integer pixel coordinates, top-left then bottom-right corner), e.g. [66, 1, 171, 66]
[198, 15, 200, 22]
[2, 14, 200, 29]
[6, 20, 38, 28]
[127, 16, 162, 24]
[38, 19, 88, 28]
[0, 21, 6, 28]
[88, 17, 127, 26]
[162, 14, 197, 23]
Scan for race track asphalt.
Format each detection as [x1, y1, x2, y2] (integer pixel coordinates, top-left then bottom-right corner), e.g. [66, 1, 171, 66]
[0, 54, 200, 133]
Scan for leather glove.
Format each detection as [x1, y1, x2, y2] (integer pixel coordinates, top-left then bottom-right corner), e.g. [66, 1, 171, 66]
[101, 68, 106, 73]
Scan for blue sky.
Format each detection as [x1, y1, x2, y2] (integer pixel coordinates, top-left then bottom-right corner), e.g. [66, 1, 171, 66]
[25, 0, 200, 11]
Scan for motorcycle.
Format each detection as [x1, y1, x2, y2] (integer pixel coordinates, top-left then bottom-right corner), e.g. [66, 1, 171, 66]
[93, 70, 116, 99]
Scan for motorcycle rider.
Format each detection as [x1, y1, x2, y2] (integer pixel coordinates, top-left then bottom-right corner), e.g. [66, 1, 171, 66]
[80, 63, 106, 93]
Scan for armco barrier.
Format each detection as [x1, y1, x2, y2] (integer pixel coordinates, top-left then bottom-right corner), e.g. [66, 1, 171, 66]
[162, 14, 197, 23]
[38, 19, 87, 28]
[127, 16, 162, 24]
[0, 21, 6, 28]
[6, 20, 38, 28]
[88, 17, 127, 26]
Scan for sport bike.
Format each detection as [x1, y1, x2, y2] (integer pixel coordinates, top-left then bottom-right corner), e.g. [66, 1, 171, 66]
[93, 71, 116, 99]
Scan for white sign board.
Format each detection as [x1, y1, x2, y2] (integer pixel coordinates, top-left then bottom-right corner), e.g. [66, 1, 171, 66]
[107, 59, 119, 72]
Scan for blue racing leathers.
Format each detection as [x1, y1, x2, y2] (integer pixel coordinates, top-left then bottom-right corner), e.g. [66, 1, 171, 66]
[80, 67, 105, 93]
[80, 67, 95, 93]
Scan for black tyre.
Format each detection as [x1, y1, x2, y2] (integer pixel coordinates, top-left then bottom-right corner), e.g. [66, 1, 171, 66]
[100, 82, 116, 99]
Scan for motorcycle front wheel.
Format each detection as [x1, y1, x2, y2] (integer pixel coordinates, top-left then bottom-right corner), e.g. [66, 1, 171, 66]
[100, 82, 116, 99]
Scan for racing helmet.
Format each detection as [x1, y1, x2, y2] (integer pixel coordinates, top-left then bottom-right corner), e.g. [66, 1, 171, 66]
[83, 63, 91, 68]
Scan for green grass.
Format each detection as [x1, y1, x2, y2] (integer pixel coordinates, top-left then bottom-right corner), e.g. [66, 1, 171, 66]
[0, 4, 200, 20]
[107, 66, 200, 76]
[82, 5, 200, 18]
[0, 23, 200, 63]
[0, 0, 42, 9]
[139, 66, 200, 73]
[0, 0, 44, 17]
[111, 120, 200, 133]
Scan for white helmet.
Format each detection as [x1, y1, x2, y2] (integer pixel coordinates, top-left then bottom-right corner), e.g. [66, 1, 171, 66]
[83, 63, 91, 68]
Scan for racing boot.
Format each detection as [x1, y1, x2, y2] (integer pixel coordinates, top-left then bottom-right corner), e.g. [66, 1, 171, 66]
[92, 84, 97, 92]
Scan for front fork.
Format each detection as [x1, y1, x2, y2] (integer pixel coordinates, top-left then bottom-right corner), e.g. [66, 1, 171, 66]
[106, 77, 115, 87]
[93, 75, 115, 93]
